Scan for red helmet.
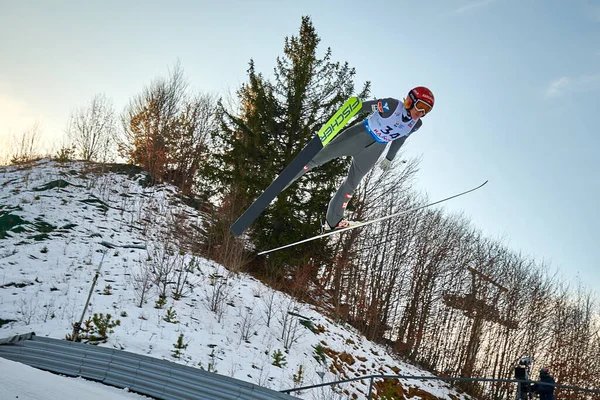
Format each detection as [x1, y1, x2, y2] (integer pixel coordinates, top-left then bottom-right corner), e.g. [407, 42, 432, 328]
[404, 86, 435, 115]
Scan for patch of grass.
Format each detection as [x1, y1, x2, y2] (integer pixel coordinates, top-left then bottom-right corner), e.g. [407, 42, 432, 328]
[102, 163, 145, 176]
[29, 233, 50, 241]
[0, 318, 17, 328]
[0, 207, 22, 217]
[34, 221, 56, 233]
[0, 213, 29, 239]
[138, 174, 155, 188]
[11, 158, 45, 170]
[33, 179, 78, 191]
[60, 223, 77, 230]
[86, 163, 149, 186]
[0, 282, 34, 289]
[79, 197, 109, 213]
[1, 178, 18, 188]
[175, 193, 210, 212]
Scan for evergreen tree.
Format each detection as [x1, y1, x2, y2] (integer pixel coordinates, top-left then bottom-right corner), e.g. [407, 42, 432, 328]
[204, 16, 370, 273]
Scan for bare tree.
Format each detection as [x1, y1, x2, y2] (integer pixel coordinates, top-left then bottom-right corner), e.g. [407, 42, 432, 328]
[10, 122, 43, 164]
[120, 61, 217, 194]
[203, 272, 232, 323]
[0, 139, 10, 165]
[163, 92, 218, 194]
[259, 288, 277, 328]
[319, 157, 420, 337]
[237, 304, 260, 344]
[545, 282, 599, 399]
[277, 298, 307, 351]
[132, 259, 154, 308]
[148, 243, 177, 302]
[66, 93, 117, 162]
[171, 255, 198, 300]
[120, 61, 187, 181]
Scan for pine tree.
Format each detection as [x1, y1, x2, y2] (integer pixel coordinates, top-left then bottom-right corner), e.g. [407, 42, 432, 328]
[204, 16, 370, 273]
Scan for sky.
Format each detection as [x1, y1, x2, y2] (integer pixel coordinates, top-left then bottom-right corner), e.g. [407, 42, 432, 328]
[0, 0, 598, 292]
[0, 160, 467, 400]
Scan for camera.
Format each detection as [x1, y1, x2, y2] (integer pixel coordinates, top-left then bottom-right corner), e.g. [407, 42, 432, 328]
[515, 356, 532, 379]
[514, 356, 535, 400]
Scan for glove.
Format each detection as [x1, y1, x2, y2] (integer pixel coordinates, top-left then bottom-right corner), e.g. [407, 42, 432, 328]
[379, 158, 391, 172]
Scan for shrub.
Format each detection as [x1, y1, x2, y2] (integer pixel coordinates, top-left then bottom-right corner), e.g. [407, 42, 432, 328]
[163, 306, 179, 324]
[171, 333, 188, 359]
[272, 349, 287, 368]
[65, 313, 120, 343]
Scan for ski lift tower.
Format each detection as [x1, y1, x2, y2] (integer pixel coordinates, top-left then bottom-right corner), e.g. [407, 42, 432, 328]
[443, 261, 518, 379]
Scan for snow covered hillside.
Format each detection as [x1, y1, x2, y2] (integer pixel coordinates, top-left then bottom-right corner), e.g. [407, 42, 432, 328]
[0, 159, 469, 400]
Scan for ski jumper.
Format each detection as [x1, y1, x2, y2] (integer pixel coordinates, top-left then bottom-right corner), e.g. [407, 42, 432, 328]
[289, 98, 423, 228]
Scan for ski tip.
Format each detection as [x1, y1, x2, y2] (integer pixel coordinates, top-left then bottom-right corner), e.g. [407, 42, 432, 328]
[230, 225, 243, 237]
[469, 180, 488, 192]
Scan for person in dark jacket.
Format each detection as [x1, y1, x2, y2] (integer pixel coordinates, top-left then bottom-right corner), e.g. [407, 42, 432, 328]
[534, 367, 555, 400]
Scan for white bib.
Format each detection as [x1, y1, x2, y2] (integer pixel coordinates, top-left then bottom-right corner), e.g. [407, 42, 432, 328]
[364, 101, 418, 143]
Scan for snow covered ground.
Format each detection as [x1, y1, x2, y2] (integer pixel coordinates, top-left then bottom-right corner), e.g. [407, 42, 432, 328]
[0, 357, 151, 400]
[0, 159, 468, 399]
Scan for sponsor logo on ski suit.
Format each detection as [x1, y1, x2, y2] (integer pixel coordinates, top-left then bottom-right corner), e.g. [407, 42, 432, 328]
[364, 102, 416, 143]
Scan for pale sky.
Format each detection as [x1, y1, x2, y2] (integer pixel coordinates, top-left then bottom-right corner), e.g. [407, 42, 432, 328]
[0, 1, 598, 292]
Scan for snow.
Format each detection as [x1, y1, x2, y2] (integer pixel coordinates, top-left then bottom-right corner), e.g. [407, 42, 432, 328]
[0, 159, 469, 399]
[0, 357, 151, 400]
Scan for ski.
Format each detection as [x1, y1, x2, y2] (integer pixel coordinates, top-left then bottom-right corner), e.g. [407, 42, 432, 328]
[230, 97, 363, 237]
[257, 180, 488, 255]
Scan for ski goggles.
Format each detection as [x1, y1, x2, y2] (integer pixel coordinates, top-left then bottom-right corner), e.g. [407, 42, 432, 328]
[405, 91, 433, 116]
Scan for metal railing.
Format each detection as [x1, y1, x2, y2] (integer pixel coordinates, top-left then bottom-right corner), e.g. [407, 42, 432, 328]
[0, 333, 298, 400]
[3, 333, 598, 400]
[280, 372, 600, 399]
